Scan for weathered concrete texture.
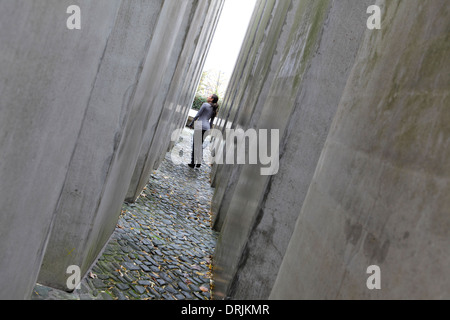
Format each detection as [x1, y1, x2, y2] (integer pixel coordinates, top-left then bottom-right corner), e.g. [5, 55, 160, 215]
[213, 0, 360, 299]
[0, 0, 223, 299]
[210, 0, 289, 232]
[270, 0, 450, 299]
[0, 0, 122, 300]
[225, 0, 374, 300]
[37, 0, 165, 292]
[125, 0, 225, 203]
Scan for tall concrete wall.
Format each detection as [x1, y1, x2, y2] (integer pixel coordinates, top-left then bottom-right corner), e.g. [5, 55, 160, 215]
[0, 0, 122, 300]
[37, 0, 167, 291]
[270, 0, 450, 299]
[210, 0, 288, 231]
[212, 0, 373, 299]
[0, 0, 223, 299]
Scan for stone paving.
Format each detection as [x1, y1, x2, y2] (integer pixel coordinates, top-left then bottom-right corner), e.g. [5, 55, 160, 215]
[32, 128, 218, 300]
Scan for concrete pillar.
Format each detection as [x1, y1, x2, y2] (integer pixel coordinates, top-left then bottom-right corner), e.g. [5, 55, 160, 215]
[212, 0, 373, 299]
[270, 0, 450, 299]
[37, 0, 166, 291]
[0, 0, 122, 299]
[210, 0, 291, 231]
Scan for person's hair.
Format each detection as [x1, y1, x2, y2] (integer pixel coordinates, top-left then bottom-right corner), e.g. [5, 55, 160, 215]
[211, 94, 219, 117]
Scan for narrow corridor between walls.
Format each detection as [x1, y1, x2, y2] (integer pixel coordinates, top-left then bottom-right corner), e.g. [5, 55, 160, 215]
[32, 129, 218, 300]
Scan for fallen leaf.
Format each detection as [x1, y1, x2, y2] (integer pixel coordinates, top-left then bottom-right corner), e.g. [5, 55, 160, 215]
[200, 286, 209, 292]
[116, 269, 124, 277]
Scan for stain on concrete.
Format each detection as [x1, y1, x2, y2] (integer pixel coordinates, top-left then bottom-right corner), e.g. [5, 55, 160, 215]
[363, 232, 390, 264]
[345, 220, 363, 246]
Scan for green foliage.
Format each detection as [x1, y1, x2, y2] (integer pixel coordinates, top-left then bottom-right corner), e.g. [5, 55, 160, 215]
[192, 95, 207, 110]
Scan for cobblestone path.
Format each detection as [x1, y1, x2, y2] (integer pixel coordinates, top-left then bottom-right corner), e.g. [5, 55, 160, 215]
[32, 129, 218, 300]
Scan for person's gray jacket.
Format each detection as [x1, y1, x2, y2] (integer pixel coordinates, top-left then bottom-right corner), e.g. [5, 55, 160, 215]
[191, 103, 215, 131]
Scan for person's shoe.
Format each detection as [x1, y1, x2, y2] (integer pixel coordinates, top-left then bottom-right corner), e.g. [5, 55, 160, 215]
[188, 163, 195, 168]
[196, 164, 201, 168]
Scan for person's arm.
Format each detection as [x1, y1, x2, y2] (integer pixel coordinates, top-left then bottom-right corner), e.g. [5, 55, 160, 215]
[209, 115, 216, 129]
[189, 104, 206, 128]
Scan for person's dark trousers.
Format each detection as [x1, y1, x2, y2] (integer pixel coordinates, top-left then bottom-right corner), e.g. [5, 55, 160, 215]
[190, 129, 207, 167]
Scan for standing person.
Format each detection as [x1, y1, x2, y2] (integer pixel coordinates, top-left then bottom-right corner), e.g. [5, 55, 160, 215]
[188, 94, 219, 168]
